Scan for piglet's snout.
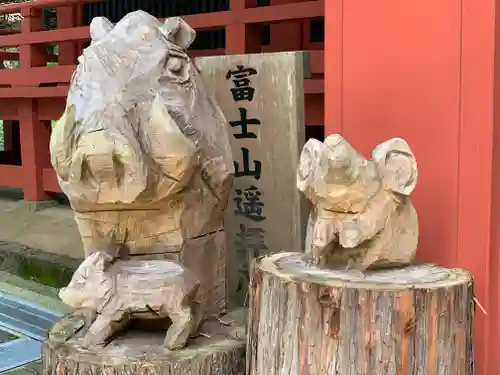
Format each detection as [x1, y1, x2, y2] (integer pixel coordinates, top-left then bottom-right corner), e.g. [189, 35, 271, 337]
[59, 286, 84, 308]
[59, 287, 70, 303]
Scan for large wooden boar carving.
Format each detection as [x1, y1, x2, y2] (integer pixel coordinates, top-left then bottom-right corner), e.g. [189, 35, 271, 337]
[50, 11, 234, 318]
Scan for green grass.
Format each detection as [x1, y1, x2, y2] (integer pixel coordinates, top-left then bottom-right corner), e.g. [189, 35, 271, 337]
[16, 258, 74, 289]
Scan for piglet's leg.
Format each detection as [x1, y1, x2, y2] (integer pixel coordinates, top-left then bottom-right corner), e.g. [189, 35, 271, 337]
[82, 312, 128, 348]
[74, 308, 97, 338]
[164, 307, 194, 350]
[339, 193, 396, 248]
[190, 301, 203, 337]
[309, 210, 338, 266]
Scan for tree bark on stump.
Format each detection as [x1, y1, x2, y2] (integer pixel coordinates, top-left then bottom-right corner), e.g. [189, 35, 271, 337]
[43, 309, 246, 375]
[247, 252, 475, 375]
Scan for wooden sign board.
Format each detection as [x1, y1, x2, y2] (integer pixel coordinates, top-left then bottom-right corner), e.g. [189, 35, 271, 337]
[196, 52, 310, 304]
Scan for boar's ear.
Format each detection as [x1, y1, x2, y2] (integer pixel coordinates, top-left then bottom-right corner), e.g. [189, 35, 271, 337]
[160, 17, 196, 50]
[372, 138, 418, 196]
[90, 17, 114, 42]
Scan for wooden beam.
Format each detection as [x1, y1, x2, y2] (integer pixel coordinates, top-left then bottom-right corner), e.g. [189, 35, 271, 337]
[0, 86, 69, 98]
[0, 48, 237, 65]
[0, 2, 324, 47]
[304, 78, 323, 94]
[0, 47, 316, 65]
[226, 0, 260, 55]
[38, 98, 66, 119]
[324, 0, 342, 135]
[18, 99, 51, 200]
[269, 0, 307, 52]
[17, 7, 46, 68]
[57, 6, 79, 65]
[459, 1, 496, 374]
[190, 48, 226, 57]
[305, 94, 324, 125]
[239, 1, 324, 24]
[0, 79, 323, 97]
[0, 28, 19, 35]
[309, 50, 324, 74]
[0, 0, 103, 13]
[0, 51, 324, 86]
[0, 165, 23, 188]
[0, 65, 74, 85]
[0, 99, 18, 118]
[1, 95, 324, 125]
[0, 52, 18, 60]
[43, 168, 60, 192]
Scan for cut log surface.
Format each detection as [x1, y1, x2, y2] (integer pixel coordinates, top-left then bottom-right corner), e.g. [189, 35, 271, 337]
[43, 309, 246, 375]
[248, 252, 474, 375]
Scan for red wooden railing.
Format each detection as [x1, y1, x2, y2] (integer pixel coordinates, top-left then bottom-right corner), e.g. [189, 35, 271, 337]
[0, 0, 325, 200]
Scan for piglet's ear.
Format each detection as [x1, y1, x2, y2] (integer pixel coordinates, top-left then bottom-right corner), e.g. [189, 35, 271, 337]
[85, 252, 100, 265]
[372, 138, 418, 196]
[89, 251, 113, 272]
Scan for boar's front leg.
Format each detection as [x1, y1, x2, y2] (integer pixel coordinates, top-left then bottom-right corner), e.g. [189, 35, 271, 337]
[82, 311, 129, 348]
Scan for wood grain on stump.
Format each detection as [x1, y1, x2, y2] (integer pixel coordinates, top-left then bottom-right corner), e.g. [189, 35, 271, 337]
[248, 252, 474, 375]
[43, 309, 246, 375]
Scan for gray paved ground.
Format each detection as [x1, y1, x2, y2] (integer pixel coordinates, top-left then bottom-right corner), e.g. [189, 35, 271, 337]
[0, 188, 74, 375]
[0, 188, 82, 260]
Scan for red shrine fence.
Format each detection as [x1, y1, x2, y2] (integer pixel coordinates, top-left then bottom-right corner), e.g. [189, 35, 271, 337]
[0, 0, 325, 201]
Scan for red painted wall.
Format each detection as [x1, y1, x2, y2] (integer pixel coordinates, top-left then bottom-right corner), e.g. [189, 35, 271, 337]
[325, 1, 498, 374]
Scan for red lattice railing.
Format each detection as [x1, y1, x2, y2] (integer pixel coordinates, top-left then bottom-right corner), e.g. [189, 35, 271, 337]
[0, 0, 325, 200]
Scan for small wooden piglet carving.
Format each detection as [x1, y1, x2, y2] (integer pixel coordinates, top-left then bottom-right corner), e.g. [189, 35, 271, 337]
[297, 134, 418, 271]
[59, 252, 202, 350]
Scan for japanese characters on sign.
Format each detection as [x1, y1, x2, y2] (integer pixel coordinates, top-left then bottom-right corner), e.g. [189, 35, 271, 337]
[197, 52, 308, 305]
[226, 65, 268, 290]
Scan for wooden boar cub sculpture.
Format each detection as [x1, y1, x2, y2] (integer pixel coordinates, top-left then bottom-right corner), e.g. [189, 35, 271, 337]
[59, 252, 202, 350]
[297, 134, 419, 271]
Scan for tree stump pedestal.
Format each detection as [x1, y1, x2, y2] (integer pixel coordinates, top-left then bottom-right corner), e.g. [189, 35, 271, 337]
[42, 309, 246, 375]
[248, 252, 475, 375]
